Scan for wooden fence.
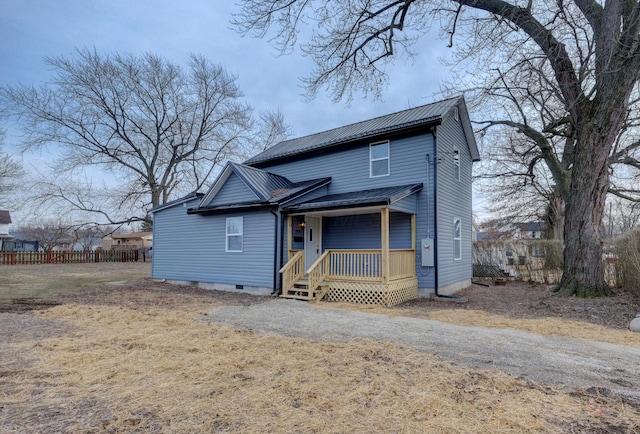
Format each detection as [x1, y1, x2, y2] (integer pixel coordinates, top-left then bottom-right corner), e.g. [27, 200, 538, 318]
[0, 249, 143, 265]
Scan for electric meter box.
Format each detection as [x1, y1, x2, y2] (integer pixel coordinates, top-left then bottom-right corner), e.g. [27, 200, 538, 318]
[421, 238, 434, 267]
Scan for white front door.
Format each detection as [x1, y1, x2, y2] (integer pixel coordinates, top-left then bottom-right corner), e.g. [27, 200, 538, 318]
[304, 216, 321, 272]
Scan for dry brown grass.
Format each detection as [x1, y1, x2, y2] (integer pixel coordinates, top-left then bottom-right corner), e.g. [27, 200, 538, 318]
[419, 309, 640, 347]
[2, 303, 639, 433]
[328, 302, 640, 347]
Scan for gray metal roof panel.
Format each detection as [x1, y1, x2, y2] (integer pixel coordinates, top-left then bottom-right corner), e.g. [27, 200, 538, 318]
[148, 192, 204, 214]
[230, 162, 292, 201]
[245, 97, 462, 165]
[269, 177, 332, 203]
[283, 183, 423, 212]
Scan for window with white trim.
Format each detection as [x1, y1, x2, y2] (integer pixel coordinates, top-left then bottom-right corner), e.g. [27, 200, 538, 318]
[453, 149, 460, 182]
[370, 141, 390, 177]
[453, 217, 461, 260]
[226, 216, 243, 252]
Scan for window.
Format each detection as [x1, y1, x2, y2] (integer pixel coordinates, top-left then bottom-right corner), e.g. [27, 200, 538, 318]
[453, 149, 460, 182]
[453, 217, 461, 260]
[370, 141, 390, 177]
[226, 216, 243, 252]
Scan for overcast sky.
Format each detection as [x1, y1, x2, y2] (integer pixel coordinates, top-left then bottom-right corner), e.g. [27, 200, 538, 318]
[1, 1, 485, 220]
[1, 0, 456, 137]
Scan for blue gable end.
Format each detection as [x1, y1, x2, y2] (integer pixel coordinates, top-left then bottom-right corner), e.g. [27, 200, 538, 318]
[209, 172, 260, 206]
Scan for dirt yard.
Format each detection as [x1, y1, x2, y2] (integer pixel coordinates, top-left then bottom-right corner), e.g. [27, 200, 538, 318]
[1, 263, 639, 432]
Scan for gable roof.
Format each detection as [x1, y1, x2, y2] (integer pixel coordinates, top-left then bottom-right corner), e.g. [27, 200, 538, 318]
[245, 96, 479, 165]
[0, 210, 11, 225]
[230, 162, 292, 201]
[191, 162, 331, 214]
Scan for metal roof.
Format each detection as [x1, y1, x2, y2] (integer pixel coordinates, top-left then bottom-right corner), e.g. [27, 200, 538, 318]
[245, 96, 466, 165]
[283, 183, 423, 212]
[189, 162, 331, 214]
[230, 162, 292, 201]
[148, 192, 204, 214]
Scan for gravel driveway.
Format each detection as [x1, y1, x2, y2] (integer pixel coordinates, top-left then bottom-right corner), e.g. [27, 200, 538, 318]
[207, 299, 640, 401]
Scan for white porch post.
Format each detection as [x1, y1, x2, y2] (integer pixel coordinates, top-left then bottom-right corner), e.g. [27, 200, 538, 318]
[381, 207, 390, 284]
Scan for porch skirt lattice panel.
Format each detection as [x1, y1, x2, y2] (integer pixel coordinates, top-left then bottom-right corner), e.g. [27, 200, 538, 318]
[326, 278, 418, 306]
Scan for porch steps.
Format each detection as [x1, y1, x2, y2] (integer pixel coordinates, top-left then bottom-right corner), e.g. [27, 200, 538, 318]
[281, 279, 329, 302]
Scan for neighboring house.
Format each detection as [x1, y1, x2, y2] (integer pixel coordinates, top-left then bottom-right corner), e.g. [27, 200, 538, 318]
[0, 210, 12, 251]
[476, 221, 546, 241]
[513, 222, 546, 240]
[150, 96, 480, 304]
[102, 232, 153, 250]
[1, 228, 40, 252]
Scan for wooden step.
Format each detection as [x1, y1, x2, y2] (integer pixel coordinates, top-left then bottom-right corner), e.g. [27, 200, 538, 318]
[281, 281, 329, 302]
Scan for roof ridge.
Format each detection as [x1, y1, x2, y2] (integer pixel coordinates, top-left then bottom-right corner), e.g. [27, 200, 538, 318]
[277, 96, 461, 146]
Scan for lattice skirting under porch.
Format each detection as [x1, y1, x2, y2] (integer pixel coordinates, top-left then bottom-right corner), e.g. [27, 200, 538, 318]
[325, 278, 418, 306]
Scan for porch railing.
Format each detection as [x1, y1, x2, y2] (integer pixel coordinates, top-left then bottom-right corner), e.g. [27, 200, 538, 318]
[307, 251, 331, 293]
[389, 249, 416, 280]
[305, 249, 415, 291]
[279, 250, 304, 295]
[280, 249, 416, 295]
[326, 250, 382, 281]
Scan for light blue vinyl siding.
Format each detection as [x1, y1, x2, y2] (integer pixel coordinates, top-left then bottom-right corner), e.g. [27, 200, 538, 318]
[152, 205, 276, 288]
[322, 212, 412, 250]
[257, 135, 432, 195]
[210, 173, 259, 206]
[435, 112, 474, 288]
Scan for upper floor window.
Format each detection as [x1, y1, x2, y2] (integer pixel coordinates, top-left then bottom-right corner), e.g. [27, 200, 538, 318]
[453, 149, 460, 182]
[453, 217, 462, 260]
[370, 141, 390, 177]
[226, 216, 243, 252]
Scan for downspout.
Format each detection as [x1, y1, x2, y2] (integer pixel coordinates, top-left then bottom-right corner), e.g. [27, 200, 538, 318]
[278, 210, 286, 295]
[269, 208, 280, 295]
[431, 128, 439, 296]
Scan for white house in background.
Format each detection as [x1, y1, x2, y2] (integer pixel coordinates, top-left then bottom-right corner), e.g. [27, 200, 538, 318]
[0, 210, 11, 250]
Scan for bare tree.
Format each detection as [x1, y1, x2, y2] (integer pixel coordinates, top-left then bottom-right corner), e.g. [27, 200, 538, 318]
[234, 0, 640, 297]
[1, 49, 274, 225]
[73, 225, 116, 251]
[18, 219, 74, 252]
[0, 130, 24, 206]
[604, 198, 640, 237]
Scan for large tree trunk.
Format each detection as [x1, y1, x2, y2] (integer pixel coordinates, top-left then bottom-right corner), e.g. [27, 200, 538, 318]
[555, 132, 613, 297]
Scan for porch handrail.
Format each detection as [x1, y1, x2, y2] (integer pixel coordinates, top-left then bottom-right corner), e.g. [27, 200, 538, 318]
[279, 250, 304, 295]
[306, 250, 331, 293]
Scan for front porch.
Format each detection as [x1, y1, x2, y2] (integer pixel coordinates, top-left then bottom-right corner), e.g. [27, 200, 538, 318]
[280, 206, 419, 306]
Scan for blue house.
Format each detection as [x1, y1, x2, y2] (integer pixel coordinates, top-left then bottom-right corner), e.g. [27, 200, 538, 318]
[150, 96, 479, 305]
